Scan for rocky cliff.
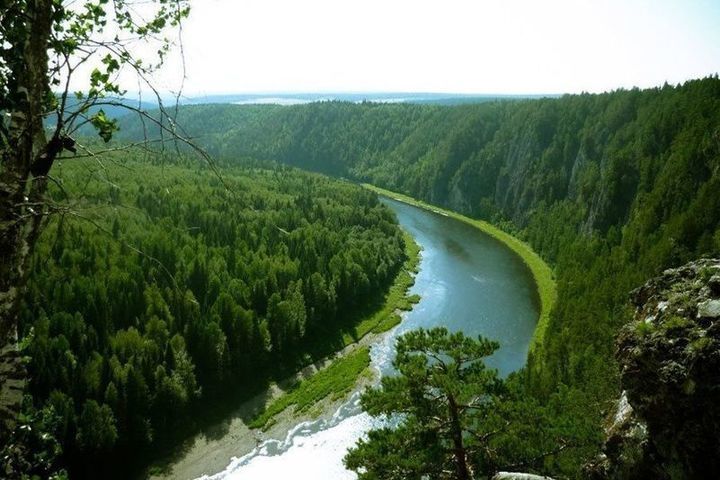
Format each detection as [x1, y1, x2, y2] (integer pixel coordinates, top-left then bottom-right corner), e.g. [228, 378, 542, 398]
[587, 258, 720, 479]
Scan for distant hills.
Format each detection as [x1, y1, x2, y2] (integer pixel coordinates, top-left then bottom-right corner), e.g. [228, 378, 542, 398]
[178, 92, 558, 106]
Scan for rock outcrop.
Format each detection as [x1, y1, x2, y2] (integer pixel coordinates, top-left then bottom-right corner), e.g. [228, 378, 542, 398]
[587, 258, 720, 479]
[492, 472, 554, 480]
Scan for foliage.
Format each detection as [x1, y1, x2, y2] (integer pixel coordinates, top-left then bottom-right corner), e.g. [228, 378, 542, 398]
[346, 230, 422, 343]
[248, 228, 420, 429]
[0, 397, 69, 480]
[0, 2, 191, 473]
[249, 228, 421, 430]
[1, 0, 190, 142]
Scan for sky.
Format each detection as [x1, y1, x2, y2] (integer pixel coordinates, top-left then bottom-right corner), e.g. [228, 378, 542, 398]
[117, 0, 720, 96]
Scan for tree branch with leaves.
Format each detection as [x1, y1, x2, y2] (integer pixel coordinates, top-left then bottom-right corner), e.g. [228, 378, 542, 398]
[0, 0, 191, 439]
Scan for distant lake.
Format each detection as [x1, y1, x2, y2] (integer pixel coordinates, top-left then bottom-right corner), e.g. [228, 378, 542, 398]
[232, 95, 475, 105]
[233, 97, 319, 105]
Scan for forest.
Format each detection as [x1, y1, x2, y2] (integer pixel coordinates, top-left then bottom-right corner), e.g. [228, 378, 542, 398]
[111, 76, 720, 474]
[14, 158, 407, 478]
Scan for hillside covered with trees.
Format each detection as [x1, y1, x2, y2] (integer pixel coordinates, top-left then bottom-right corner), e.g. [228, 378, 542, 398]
[115, 77, 720, 473]
[16, 160, 407, 478]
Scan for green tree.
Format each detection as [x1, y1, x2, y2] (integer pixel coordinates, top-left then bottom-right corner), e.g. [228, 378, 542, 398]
[345, 327, 592, 479]
[345, 328, 505, 479]
[76, 400, 117, 451]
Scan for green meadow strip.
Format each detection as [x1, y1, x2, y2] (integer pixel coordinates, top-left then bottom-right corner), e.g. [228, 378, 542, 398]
[249, 347, 371, 430]
[249, 230, 421, 430]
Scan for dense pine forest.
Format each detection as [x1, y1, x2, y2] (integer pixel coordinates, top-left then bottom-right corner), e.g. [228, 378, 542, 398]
[17, 159, 407, 477]
[112, 77, 720, 473]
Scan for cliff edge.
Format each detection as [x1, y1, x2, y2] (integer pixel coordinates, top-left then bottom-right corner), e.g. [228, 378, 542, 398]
[587, 258, 720, 479]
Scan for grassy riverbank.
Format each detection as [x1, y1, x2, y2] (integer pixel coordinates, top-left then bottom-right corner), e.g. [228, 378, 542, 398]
[249, 347, 371, 430]
[248, 230, 421, 430]
[363, 184, 556, 355]
[345, 230, 421, 342]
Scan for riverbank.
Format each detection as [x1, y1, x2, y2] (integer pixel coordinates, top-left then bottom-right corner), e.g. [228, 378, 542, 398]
[362, 184, 556, 355]
[249, 231, 420, 431]
[147, 230, 421, 480]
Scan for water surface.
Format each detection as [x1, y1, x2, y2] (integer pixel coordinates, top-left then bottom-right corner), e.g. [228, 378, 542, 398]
[203, 196, 540, 479]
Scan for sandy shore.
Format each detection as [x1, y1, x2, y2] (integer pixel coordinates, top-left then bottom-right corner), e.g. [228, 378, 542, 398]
[147, 332, 383, 480]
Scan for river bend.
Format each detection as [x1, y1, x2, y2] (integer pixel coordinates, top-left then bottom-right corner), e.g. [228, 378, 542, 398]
[202, 196, 540, 479]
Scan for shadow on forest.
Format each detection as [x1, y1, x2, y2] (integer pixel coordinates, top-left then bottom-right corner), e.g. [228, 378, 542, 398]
[135, 263, 402, 479]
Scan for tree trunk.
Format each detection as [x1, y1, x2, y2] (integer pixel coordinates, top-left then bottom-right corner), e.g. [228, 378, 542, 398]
[0, 0, 53, 434]
[448, 395, 472, 480]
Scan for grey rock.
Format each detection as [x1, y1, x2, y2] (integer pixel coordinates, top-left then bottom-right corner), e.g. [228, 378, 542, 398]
[698, 299, 720, 318]
[492, 473, 554, 480]
[709, 274, 720, 296]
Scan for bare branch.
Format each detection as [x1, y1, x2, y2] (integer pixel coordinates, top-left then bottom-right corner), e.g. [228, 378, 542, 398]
[57, 138, 169, 160]
[502, 438, 576, 472]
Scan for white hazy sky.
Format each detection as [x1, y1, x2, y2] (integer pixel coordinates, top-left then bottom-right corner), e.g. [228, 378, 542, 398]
[127, 0, 720, 95]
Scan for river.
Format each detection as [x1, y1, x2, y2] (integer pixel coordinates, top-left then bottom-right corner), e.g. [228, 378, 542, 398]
[201, 196, 540, 479]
